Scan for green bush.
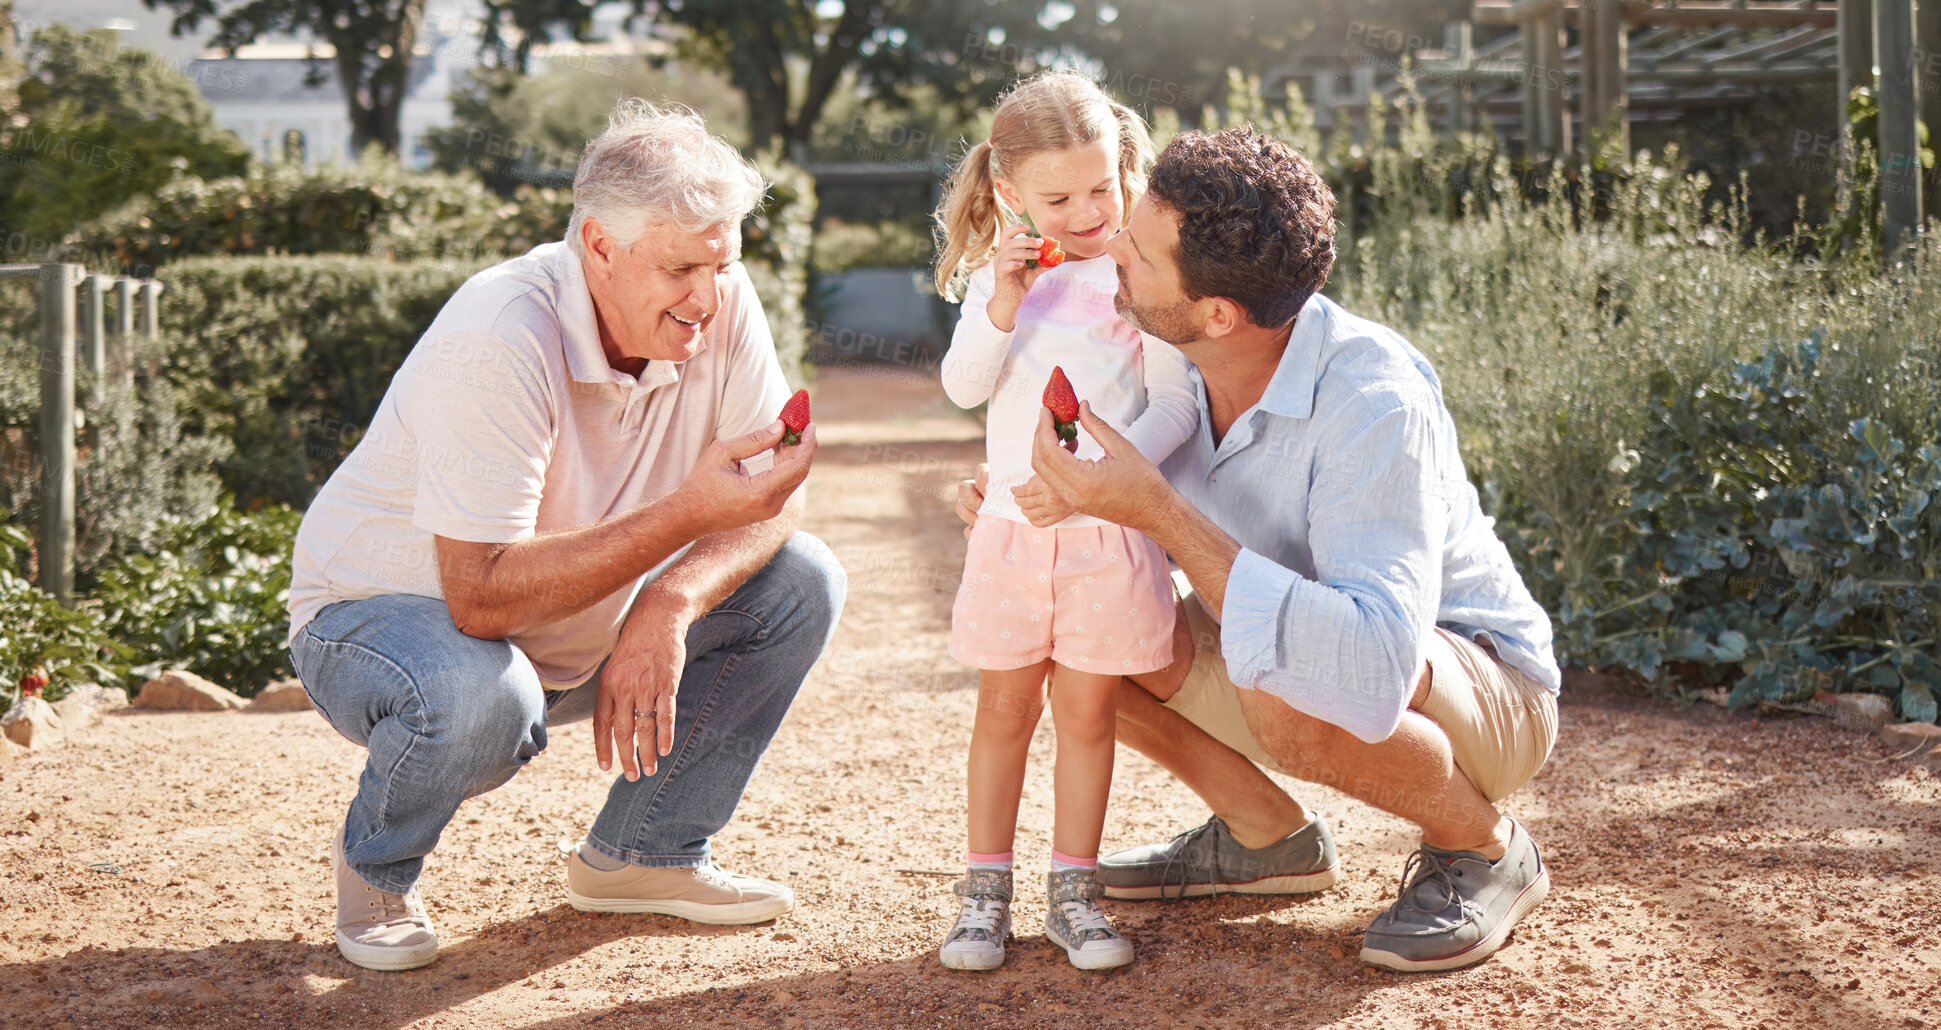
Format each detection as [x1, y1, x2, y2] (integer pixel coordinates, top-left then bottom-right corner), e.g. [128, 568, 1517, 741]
[745, 152, 818, 388]
[72, 154, 573, 270]
[0, 500, 300, 706]
[152, 254, 488, 508]
[0, 314, 231, 577]
[94, 501, 301, 697]
[1331, 143, 1941, 721]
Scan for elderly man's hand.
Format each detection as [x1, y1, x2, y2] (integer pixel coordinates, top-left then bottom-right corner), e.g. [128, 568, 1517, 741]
[1014, 401, 1173, 531]
[953, 463, 989, 540]
[674, 419, 817, 537]
[594, 606, 688, 781]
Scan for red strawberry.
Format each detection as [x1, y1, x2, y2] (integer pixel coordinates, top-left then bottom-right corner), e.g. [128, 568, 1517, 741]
[1036, 237, 1065, 269]
[20, 669, 47, 698]
[1043, 367, 1080, 453]
[778, 389, 810, 446]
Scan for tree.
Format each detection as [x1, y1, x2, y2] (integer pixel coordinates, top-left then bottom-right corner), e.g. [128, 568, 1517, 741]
[428, 58, 747, 196]
[141, 0, 427, 156]
[478, 0, 1059, 157]
[0, 26, 251, 242]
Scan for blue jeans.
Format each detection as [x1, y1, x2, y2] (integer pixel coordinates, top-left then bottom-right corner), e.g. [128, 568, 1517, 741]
[291, 532, 846, 895]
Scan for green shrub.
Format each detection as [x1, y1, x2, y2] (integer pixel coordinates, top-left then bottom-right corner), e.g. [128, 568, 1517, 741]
[0, 314, 231, 576]
[0, 512, 125, 708]
[94, 501, 301, 697]
[745, 152, 818, 388]
[152, 254, 488, 508]
[1332, 145, 1941, 721]
[72, 154, 573, 270]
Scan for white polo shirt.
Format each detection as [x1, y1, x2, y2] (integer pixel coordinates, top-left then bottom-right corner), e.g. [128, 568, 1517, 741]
[287, 241, 791, 689]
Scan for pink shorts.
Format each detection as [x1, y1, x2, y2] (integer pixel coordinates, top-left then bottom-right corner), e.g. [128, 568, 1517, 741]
[949, 516, 1176, 675]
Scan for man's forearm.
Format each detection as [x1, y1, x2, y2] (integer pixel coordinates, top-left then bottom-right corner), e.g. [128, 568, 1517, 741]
[1141, 489, 1243, 619]
[445, 491, 710, 638]
[628, 492, 802, 628]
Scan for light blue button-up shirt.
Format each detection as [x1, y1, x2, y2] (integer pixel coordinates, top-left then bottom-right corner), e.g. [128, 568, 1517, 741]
[1163, 294, 1561, 744]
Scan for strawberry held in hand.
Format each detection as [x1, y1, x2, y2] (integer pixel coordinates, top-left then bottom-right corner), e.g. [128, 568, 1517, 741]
[1031, 235, 1065, 269]
[778, 389, 810, 447]
[1043, 366, 1080, 453]
[1020, 212, 1065, 270]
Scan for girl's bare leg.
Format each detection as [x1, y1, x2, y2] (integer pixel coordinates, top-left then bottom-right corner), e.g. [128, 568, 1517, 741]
[1047, 665, 1121, 859]
[966, 661, 1051, 854]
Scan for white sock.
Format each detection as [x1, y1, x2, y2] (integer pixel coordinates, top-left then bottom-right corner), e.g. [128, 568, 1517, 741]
[968, 849, 1013, 873]
[1050, 849, 1096, 874]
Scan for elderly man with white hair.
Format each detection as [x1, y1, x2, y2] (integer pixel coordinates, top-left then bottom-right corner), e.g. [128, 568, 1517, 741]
[286, 101, 845, 971]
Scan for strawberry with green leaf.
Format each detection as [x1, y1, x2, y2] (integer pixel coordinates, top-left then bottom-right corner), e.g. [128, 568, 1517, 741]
[1043, 366, 1080, 453]
[1020, 212, 1066, 270]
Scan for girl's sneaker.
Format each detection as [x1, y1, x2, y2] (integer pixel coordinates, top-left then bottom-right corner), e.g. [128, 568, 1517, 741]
[1045, 869, 1134, 970]
[939, 869, 1013, 971]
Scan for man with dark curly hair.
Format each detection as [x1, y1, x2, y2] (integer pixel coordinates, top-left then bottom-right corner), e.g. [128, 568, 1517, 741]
[962, 127, 1563, 972]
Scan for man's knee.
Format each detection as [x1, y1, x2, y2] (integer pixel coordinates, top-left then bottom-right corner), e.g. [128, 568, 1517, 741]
[757, 532, 848, 643]
[419, 636, 548, 785]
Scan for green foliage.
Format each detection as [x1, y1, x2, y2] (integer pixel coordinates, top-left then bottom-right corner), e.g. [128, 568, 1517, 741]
[0, 510, 125, 708]
[0, 26, 251, 241]
[745, 152, 818, 388]
[1325, 112, 1941, 722]
[0, 316, 231, 577]
[152, 254, 487, 508]
[94, 501, 302, 697]
[74, 153, 572, 270]
[0, 500, 299, 705]
[428, 61, 749, 195]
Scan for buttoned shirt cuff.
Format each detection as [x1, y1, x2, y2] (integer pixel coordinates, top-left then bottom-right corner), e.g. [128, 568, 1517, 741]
[1219, 547, 1297, 686]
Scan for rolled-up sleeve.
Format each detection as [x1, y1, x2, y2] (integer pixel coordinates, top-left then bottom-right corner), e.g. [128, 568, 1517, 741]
[1219, 402, 1446, 743]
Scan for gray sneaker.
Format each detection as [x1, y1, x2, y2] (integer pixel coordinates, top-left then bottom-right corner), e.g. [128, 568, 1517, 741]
[938, 869, 1013, 971]
[1359, 819, 1550, 972]
[1096, 814, 1339, 900]
[1044, 870, 1133, 970]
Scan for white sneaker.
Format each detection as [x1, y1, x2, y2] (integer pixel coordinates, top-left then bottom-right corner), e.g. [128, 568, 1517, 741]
[333, 826, 437, 971]
[939, 869, 1013, 971]
[1045, 869, 1133, 970]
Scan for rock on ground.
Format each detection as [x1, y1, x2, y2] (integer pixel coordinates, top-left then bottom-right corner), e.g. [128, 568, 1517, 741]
[2, 696, 64, 750]
[1833, 692, 1894, 734]
[133, 671, 247, 712]
[247, 679, 314, 713]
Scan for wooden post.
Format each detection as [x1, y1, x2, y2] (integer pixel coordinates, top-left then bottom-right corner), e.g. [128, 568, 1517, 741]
[113, 277, 135, 386]
[1919, 0, 1941, 212]
[1582, 1, 1604, 149]
[1880, 0, 1924, 252]
[1521, 19, 1542, 149]
[1537, 8, 1569, 152]
[1839, 0, 1876, 118]
[81, 275, 107, 395]
[140, 280, 161, 342]
[1596, 0, 1629, 154]
[37, 262, 79, 605]
[1446, 22, 1475, 134]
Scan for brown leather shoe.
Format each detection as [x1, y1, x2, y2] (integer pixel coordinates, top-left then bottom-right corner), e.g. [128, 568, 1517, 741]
[334, 826, 437, 970]
[564, 845, 793, 924]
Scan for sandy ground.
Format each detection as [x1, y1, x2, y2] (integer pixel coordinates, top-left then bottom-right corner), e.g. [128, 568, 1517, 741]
[2, 366, 1937, 1030]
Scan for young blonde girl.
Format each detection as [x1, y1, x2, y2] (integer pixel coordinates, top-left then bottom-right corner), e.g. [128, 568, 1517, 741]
[932, 71, 1197, 972]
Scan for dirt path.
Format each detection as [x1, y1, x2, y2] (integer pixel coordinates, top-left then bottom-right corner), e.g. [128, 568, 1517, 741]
[3, 366, 1937, 1030]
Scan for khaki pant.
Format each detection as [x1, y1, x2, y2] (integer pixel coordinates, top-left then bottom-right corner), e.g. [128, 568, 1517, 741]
[1164, 575, 1557, 803]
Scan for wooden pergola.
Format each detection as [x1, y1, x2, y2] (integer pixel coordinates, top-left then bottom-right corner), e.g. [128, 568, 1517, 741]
[1397, 0, 1938, 249]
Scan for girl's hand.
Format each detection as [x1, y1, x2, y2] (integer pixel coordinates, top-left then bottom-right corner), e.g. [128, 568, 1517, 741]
[986, 225, 1053, 332]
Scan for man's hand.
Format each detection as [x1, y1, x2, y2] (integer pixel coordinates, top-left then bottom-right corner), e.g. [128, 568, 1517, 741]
[1016, 401, 1174, 531]
[594, 599, 690, 780]
[954, 462, 989, 540]
[674, 419, 817, 537]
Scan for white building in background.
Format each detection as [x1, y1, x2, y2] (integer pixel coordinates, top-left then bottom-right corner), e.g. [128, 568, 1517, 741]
[185, 38, 460, 170]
